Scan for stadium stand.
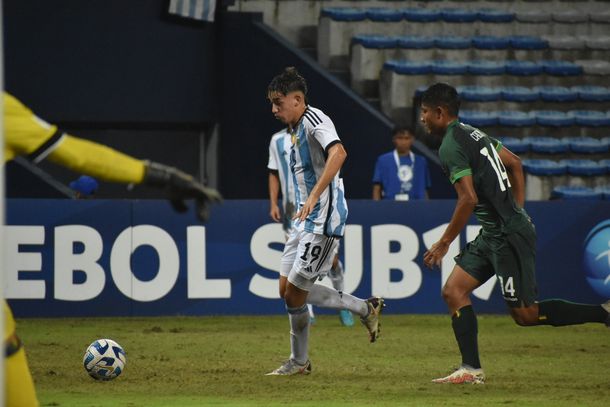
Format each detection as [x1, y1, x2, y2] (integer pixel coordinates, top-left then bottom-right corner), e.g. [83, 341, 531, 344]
[551, 184, 604, 200]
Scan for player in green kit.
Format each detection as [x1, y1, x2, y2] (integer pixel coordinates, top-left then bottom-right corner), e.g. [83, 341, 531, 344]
[420, 83, 610, 384]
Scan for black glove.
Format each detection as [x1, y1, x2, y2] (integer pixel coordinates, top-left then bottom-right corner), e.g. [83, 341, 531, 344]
[143, 161, 222, 222]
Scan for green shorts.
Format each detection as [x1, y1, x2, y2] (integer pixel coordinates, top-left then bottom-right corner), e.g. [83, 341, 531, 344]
[454, 222, 538, 308]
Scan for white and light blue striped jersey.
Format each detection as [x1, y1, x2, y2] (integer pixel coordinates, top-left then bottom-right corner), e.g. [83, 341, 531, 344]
[268, 128, 295, 231]
[289, 106, 348, 237]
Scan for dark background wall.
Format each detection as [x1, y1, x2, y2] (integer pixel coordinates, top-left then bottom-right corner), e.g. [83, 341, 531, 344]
[4, 0, 217, 125]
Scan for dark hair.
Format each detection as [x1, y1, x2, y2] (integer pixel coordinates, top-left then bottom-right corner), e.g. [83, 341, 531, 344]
[392, 126, 415, 138]
[267, 67, 308, 97]
[421, 83, 460, 116]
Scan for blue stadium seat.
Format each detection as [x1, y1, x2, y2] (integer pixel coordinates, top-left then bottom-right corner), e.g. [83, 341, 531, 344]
[441, 8, 478, 23]
[532, 110, 575, 127]
[560, 159, 608, 176]
[403, 8, 441, 22]
[601, 158, 610, 171]
[568, 137, 610, 154]
[551, 185, 603, 200]
[434, 36, 472, 49]
[477, 9, 515, 23]
[468, 60, 506, 75]
[499, 136, 530, 154]
[432, 60, 469, 74]
[352, 34, 398, 49]
[500, 86, 540, 102]
[508, 36, 548, 50]
[472, 36, 510, 50]
[524, 158, 568, 200]
[497, 110, 537, 126]
[459, 110, 499, 127]
[366, 8, 404, 22]
[321, 8, 368, 21]
[572, 86, 610, 102]
[522, 158, 567, 175]
[505, 60, 544, 75]
[568, 110, 610, 127]
[384, 60, 432, 74]
[541, 60, 583, 76]
[457, 85, 501, 101]
[397, 35, 435, 49]
[533, 86, 578, 102]
[526, 137, 570, 154]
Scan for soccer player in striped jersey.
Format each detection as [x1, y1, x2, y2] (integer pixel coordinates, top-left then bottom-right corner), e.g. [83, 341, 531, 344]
[265, 67, 385, 376]
[420, 83, 610, 385]
[268, 128, 354, 327]
[3, 91, 221, 405]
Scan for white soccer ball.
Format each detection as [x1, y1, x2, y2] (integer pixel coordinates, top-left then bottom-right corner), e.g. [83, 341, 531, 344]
[83, 339, 126, 380]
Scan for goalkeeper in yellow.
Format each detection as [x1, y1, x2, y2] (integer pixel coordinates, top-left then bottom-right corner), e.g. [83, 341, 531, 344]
[3, 91, 221, 406]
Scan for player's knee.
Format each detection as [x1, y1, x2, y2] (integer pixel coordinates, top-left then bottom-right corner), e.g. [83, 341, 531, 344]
[441, 284, 460, 303]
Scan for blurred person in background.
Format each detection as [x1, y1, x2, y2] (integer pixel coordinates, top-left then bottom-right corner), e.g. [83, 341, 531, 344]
[3, 91, 221, 405]
[372, 127, 431, 201]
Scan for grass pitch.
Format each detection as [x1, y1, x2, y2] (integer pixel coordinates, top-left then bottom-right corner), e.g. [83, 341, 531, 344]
[18, 314, 610, 406]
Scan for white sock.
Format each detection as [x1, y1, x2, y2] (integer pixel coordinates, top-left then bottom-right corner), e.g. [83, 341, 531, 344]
[307, 284, 368, 317]
[287, 304, 309, 364]
[328, 260, 345, 292]
[307, 303, 315, 319]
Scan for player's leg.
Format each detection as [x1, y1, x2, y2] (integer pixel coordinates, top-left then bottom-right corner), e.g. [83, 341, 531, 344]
[305, 246, 384, 342]
[268, 231, 330, 375]
[327, 248, 354, 326]
[267, 230, 311, 375]
[306, 283, 368, 316]
[433, 237, 493, 384]
[4, 303, 39, 406]
[499, 227, 609, 326]
[328, 254, 344, 292]
[284, 228, 316, 324]
[6, 336, 39, 407]
[307, 304, 316, 324]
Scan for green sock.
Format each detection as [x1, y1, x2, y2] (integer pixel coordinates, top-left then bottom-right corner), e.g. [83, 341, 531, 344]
[452, 305, 481, 369]
[537, 299, 607, 326]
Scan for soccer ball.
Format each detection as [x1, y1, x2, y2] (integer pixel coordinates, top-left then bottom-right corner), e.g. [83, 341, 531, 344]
[83, 339, 126, 380]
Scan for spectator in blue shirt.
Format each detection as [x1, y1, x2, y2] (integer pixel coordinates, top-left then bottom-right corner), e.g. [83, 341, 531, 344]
[372, 127, 431, 200]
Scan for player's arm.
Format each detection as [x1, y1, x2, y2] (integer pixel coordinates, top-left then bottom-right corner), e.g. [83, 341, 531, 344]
[47, 135, 146, 183]
[372, 184, 382, 200]
[295, 142, 347, 221]
[498, 146, 525, 208]
[268, 170, 282, 222]
[423, 175, 478, 268]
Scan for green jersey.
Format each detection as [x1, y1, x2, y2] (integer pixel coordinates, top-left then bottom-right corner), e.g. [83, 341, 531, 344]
[439, 120, 527, 237]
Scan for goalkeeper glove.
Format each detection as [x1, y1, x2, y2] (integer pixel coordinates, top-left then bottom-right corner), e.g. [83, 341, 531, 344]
[143, 161, 222, 222]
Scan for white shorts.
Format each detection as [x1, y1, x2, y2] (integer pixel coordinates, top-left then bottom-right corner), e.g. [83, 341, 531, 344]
[285, 225, 340, 256]
[280, 229, 339, 291]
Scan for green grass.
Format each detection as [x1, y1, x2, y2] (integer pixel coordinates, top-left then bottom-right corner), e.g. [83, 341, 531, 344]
[17, 315, 610, 407]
